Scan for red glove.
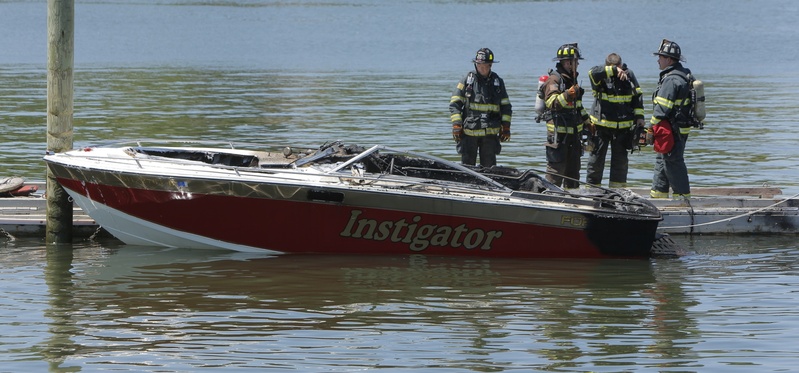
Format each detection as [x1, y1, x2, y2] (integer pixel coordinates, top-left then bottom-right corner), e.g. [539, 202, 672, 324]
[500, 123, 511, 142]
[452, 123, 463, 143]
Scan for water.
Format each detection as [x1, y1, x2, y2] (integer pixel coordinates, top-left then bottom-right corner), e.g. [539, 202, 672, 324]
[3, 237, 799, 371]
[2, 0, 799, 371]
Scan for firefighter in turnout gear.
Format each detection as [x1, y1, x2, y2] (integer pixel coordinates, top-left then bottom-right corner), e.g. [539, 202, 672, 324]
[585, 53, 645, 188]
[542, 43, 591, 189]
[649, 39, 693, 199]
[449, 47, 512, 167]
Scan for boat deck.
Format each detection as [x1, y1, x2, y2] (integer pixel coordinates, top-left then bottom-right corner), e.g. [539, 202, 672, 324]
[2, 183, 797, 239]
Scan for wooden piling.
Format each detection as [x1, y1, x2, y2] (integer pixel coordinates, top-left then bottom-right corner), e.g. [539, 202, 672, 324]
[46, 0, 75, 244]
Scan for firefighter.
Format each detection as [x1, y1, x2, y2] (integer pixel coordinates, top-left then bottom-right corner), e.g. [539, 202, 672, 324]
[449, 48, 512, 167]
[542, 43, 592, 189]
[586, 53, 645, 188]
[649, 39, 693, 199]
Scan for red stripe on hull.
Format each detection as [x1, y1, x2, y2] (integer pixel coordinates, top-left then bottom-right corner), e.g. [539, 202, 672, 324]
[59, 178, 610, 258]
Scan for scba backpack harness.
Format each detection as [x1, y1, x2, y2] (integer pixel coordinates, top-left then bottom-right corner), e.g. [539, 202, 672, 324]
[534, 69, 564, 123]
[669, 70, 706, 129]
[462, 71, 504, 126]
[652, 71, 706, 154]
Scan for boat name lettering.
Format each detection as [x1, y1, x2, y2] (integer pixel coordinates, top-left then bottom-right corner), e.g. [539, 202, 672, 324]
[560, 215, 588, 228]
[340, 210, 503, 252]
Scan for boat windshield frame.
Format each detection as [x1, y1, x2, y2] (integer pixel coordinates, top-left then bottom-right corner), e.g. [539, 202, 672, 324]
[325, 145, 511, 192]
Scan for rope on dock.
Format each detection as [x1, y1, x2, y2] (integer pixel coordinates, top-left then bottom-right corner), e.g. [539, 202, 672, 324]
[658, 191, 799, 230]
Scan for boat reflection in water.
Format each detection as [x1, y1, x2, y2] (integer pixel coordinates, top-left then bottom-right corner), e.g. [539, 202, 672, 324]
[44, 140, 670, 258]
[36, 244, 695, 370]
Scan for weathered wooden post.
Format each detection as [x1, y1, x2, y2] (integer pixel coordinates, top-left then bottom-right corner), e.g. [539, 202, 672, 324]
[46, 0, 74, 243]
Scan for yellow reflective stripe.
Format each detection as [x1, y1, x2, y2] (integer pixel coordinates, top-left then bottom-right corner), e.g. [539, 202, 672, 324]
[653, 96, 691, 109]
[557, 92, 570, 107]
[588, 71, 598, 86]
[590, 115, 634, 129]
[589, 66, 621, 87]
[608, 181, 627, 188]
[463, 127, 500, 136]
[545, 123, 580, 134]
[501, 114, 511, 122]
[545, 93, 558, 107]
[451, 113, 462, 123]
[650, 190, 669, 198]
[653, 96, 674, 108]
[553, 93, 582, 109]
[469, 102, 500, 112]
[450, 95, 465, 104]
[599, 92, 635, 103]
[456, 82, 465, 90]
[500, 98, 510, 105]
[634, 108, 645, 116]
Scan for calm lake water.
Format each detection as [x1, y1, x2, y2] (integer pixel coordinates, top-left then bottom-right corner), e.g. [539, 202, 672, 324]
[2, 0, 799, 371]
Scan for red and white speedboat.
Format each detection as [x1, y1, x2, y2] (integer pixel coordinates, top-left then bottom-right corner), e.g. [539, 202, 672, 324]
[44, 140, 669, 258]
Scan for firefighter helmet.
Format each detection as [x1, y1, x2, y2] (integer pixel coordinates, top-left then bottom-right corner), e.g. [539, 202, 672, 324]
[654, 39, 684, 61]
[554, 43, 583, 61]
[473, 48, 497, 64]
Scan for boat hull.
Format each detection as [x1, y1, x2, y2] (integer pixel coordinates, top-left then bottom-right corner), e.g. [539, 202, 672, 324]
[48, 164, 660, 258]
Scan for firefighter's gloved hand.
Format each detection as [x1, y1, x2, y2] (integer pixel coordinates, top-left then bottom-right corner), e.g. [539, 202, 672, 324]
[637, 126, 648, 146]
[635, 118, 646, 128]
[565, 85, 576, 100]
[452, 123, 463, 143]
[500, 123, 511, 142]
[583, 119, 595, 135]
[566, 84, 582, 100]
[645, 128, 654, 145]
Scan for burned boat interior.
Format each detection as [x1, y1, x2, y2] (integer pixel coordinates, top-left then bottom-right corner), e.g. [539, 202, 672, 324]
[127, 141, 659, 215]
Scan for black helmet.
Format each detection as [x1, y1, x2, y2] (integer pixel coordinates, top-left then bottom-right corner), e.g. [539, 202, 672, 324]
[653, 39, 684, 61]
[473, 48, 497, 64]
[553, 43, 583, 61]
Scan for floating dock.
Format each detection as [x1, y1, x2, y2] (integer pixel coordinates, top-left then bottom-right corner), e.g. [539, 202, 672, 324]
[629, 187, 799, 235]
[0, 192, 101, 239]
[2, 184, 797, 239]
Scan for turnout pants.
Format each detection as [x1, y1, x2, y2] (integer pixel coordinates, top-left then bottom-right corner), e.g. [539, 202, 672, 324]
[545, 131, 582, 189]
[652, 133, 690, 196]
[458, 134, 500, 167]
[585, 126, 631, 186]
